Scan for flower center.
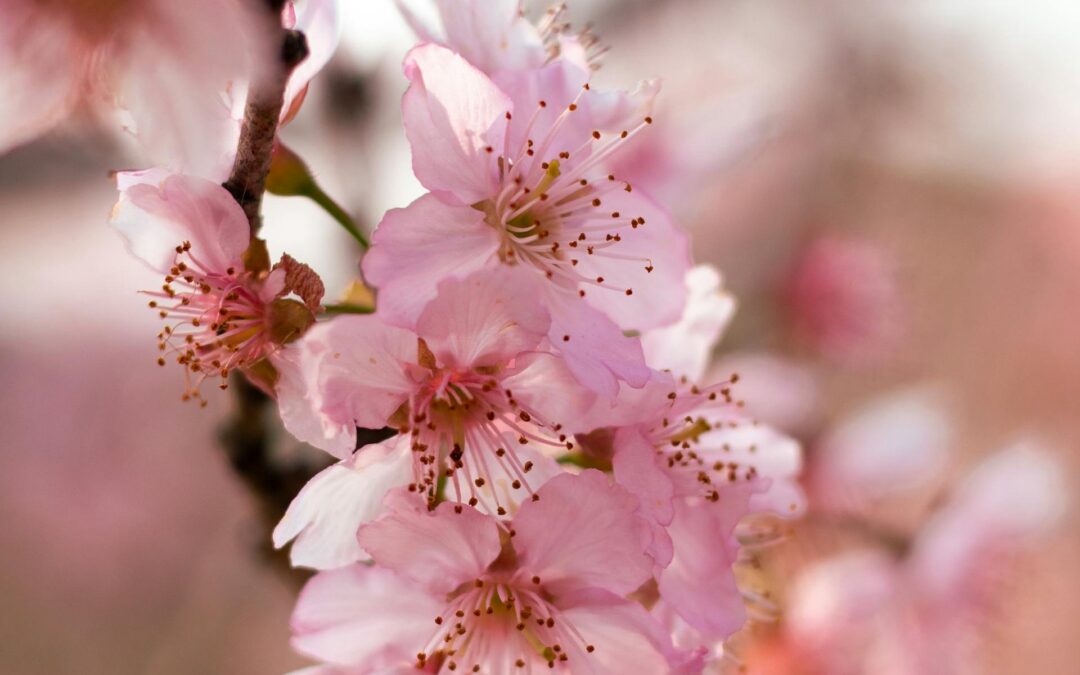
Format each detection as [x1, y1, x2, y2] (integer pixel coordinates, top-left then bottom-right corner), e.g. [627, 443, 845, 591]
[649, 377, 764, 502]
[147, 241, 275, 406]
[422, 578, 596, 672]
[400, 359, 572, 513]
[478, 89, 656, 301]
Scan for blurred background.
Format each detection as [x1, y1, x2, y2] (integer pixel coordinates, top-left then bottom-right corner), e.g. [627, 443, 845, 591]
[2, 0, 1079, 673]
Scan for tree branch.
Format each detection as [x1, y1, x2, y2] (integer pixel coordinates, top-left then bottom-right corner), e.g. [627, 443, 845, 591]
[217, 9, 312, 583]
[223, 25, 309, 232]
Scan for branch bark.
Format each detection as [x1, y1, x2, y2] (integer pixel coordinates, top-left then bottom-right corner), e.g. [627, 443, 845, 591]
[217, 8, 312, 583]
[223, 23, 309, 233]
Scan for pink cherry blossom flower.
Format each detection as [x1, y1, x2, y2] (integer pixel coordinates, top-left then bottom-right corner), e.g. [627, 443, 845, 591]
[111, 170, 323, 404]
[278, 267, 594, 513]
[291, 470, 691, 673]
[782, 234, 901, 365]
[361, 44, 689, 396]
[599, 377, 803, 638]
[570, 266, 804, 640]
[0, 0, 338, 177]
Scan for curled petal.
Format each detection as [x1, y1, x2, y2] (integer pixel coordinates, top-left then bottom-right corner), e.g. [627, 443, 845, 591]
[273, 436, 413, 570]
[111, 173, 249, 274]
[641, 265, 736, 381]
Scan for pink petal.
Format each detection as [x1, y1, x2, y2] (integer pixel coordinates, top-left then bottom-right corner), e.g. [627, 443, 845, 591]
[658, 497, 752, 640]
[357, 493, 501, 595]
[401, 43, 510, 203]
[362, 193, 500, 329]
[273, 436, 413, 570]
[572, 189, 691, 332]
[282, 0, 341, 120]
[274, 346, 357, 458]
[313, 315, 419, 430]
[500, 351, 598, 433]
[512, 470, 652, 595]
[434, 0, 544, 73]
[416, 267, 549, 369]
[491, 55, 590, 157]
[111, 173, 249, 274]
[692, 421, 805, 517]
[611, 427, 676, 566]
[545, 292, 651, 399]
[558, 589, 686, 674]
[292, 565, 441, 668]
[641, 265, 736, 381]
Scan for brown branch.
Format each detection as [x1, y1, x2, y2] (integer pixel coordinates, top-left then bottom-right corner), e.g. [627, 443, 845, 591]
[223, 25, 309, 232]
[217, 8, 311, 583]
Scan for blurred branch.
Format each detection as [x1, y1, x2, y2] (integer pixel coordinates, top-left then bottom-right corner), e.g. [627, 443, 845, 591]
[218, 375, 321, 584]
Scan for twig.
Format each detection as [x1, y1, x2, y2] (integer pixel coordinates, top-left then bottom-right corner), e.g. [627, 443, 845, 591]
[218, 6, 313, 582]
[223, 22, 309, 233]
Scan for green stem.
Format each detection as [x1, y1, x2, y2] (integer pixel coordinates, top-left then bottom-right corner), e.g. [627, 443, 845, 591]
[323, 303, 375, 315]
[303, 184, 369, 250]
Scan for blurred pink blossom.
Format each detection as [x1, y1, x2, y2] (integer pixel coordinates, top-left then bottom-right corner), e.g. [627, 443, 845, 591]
[782, 234, 901, 365]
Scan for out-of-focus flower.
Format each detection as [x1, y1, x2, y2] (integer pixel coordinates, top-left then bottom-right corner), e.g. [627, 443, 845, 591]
[771, 441, 1068, 675]
[111, 170, 322, 404]
[811, 386, 951, 509]
[362, 43, 686, 397]
[0, 0, 339, 177]
[291, 471, 688, 673]
[277, 267, 593, 510]
[782, 234, 901, 365]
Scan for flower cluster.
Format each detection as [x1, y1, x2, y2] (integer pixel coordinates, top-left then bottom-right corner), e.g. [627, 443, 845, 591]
[271, 4, 801, 673]
[89, 1, 804, 672]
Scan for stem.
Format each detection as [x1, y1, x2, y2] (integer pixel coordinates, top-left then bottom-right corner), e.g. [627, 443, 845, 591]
[303, 183, 370, 249]
[323, 302, 376, 315]
[224, 28, 310, 233]
[217, 6, 315, 582]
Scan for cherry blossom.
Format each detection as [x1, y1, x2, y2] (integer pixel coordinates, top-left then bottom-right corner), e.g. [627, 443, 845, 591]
[361, 43, 688, 396]
[291, 471, 691, 673]
[278, 266, 594, 512]
[567, 266, 804, 640]
[111, 170, 323, 403]
[393, 0, 608, 76]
